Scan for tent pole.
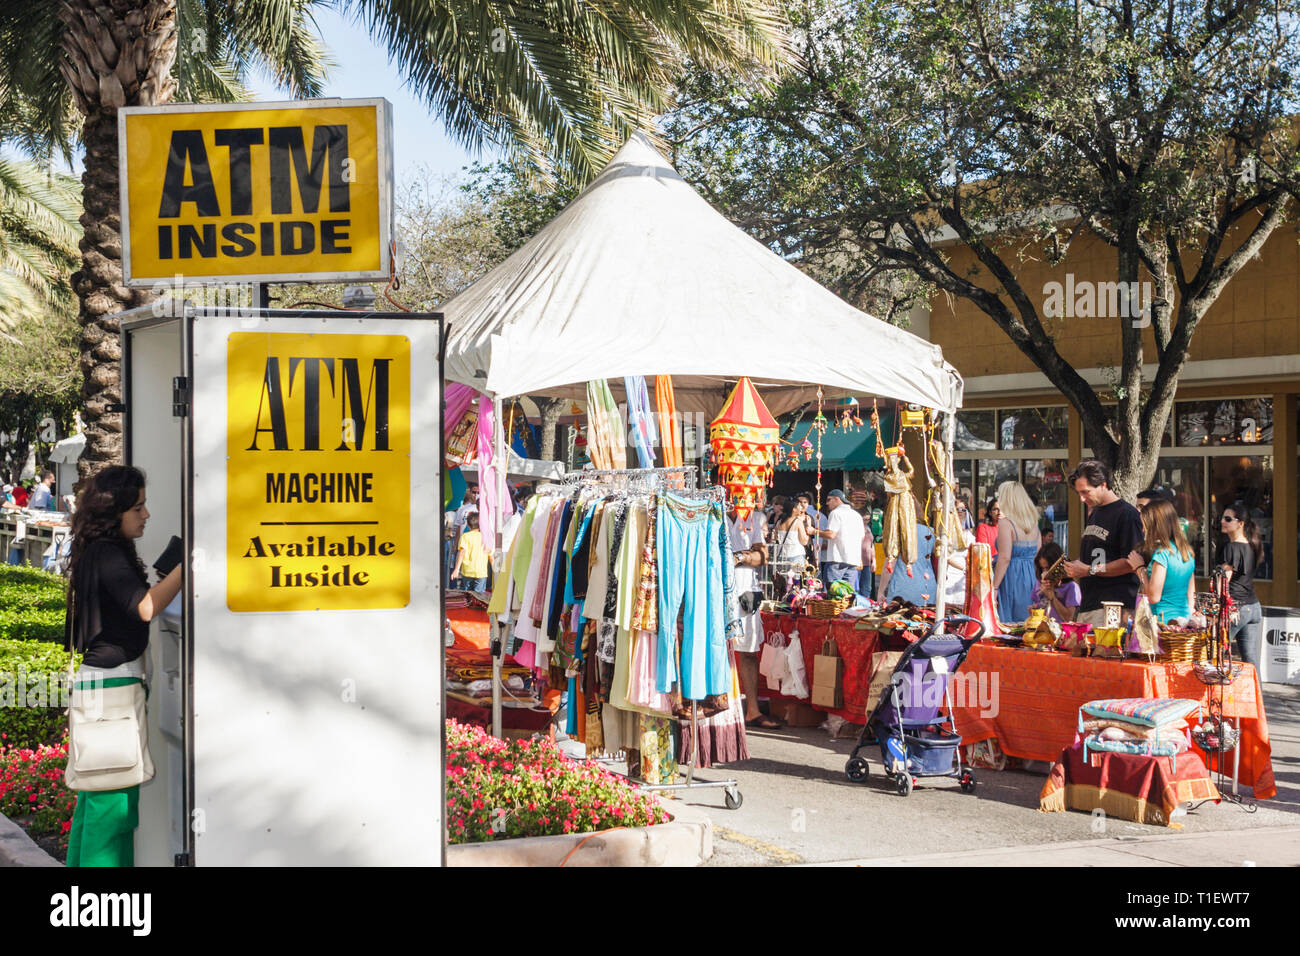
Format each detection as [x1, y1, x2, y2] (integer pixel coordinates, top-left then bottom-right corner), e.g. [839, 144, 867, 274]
[491, 395, 506, 739]
[933, 411, 956, 630]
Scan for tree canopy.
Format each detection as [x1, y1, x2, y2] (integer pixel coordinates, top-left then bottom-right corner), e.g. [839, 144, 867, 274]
[667, 0, 1300, 494]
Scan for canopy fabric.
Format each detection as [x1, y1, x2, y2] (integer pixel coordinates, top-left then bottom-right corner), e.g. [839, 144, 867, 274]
[442, 133, 963, 415]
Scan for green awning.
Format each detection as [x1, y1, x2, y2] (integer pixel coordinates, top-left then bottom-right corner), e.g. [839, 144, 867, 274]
[777, 409, 894, 471]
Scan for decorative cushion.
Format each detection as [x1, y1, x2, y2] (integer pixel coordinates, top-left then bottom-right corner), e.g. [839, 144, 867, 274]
[1083, 734, 1186, 757]
[1079, 697, 1200, 728]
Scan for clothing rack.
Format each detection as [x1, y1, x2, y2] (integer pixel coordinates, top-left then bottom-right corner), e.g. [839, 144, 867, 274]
[543, 467, 740, 809]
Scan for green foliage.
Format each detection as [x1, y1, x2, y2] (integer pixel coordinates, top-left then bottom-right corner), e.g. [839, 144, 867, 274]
[0, 157, 80, 332]
[464, 161, 580, 254]
[666, 0, 1300, 489]
[0, 566, 68, 644]
[0, 637, 75, 750]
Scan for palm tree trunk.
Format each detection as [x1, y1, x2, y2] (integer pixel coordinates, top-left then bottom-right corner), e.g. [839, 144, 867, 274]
[60, 0, 178, 481]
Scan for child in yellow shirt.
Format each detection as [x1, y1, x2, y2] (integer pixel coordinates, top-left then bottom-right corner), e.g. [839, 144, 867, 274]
[452, 512, 488, 592]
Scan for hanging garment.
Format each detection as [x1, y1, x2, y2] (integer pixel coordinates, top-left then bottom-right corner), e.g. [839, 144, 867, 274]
[639, 716, 677, 785]
[542, 502, 575, 649]
[615, 503, 648, 631]
[624, 376, 659, 468]
[656, 492, 728, 700]
[626, 629, 674, 714]
[585, 379, 627, 469]
[512, 496, 555, 644]
[582, 501, 612, 621]
[564, 503, 596, 604]
[881, 449, 918, 567]
[510, 494, 543, 608]
[655, 375, 681, 467]
[602, 500, 630, 623]
[630, 501, 659, 633]
[926, 439, 962, 547]
[677, 652, 750, 768]
[965, 542, 1004, 637]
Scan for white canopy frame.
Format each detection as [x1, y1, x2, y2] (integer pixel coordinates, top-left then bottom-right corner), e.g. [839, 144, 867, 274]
[439, 134, 966, 737]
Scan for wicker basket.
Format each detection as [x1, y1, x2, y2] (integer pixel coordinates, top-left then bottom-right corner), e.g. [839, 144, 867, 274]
[1159, 630, 1209, 664]
[807, 597, 852, 619]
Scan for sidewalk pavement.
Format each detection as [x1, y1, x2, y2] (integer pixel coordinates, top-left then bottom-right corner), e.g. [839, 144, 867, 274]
[808, 825, 1300, 867]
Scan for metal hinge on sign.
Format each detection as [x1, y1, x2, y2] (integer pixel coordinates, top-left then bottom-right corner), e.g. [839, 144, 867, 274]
[172, 376, 189, 417]
[174, 852, 193, 867]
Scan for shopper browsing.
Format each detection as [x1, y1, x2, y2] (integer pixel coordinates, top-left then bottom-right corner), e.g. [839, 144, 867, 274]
[1217, 501, 1264, 672]
[29, 470, 55, 510]
[1063, 459, 1144, 624]
[1030, 542, 1081, 622]
[1137, 499, 1197, 624]
[992, 480, 1041, 623]
[726, 504, 775, 729]
[814, 489, 865, 591]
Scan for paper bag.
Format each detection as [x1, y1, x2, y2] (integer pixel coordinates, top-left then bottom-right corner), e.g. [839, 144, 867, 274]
[1093, 625, 1126, 660]
[812, 637, 844, 709]
[865, 650, 904, 716]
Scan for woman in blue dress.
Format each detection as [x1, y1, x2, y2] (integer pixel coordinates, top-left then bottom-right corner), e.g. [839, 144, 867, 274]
[993, 480, 1041, 623]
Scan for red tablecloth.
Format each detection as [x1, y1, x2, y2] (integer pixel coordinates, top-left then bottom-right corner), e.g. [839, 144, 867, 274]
[447, 605, 491, 649]
[952, 642, 1276, 799]
[1039, 742, 1220, 826]
[759, 612, 912, 723]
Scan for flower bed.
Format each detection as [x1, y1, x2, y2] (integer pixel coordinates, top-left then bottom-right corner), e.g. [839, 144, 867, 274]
[0, 738, 74, 859]
[445, 719, 669, 844]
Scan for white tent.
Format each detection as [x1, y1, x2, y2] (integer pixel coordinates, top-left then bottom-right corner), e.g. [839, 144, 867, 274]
[440, 133, 967, 738]
[442, 133, 963, 415]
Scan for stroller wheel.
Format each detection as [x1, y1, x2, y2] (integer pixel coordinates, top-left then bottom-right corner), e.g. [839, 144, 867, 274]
[960, 771, 977, 794]
[895, 774, 913, 797]
[845, 757, 870, 783]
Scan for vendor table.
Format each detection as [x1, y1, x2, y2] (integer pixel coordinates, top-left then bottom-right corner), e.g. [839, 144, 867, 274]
[759, 612, 910, 724]
[0, 513, 68, 569]
[950, 642, 1276, 799]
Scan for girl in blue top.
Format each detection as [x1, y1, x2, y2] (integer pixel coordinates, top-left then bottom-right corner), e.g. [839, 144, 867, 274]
[1140, 499, 1196, 622]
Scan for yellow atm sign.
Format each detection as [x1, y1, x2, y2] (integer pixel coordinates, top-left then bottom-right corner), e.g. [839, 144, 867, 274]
[226, 332, 410, 612]
[119, 99, 393, 286]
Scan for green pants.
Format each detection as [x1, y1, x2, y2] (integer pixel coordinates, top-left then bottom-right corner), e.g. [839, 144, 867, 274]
[67, 786, 139, 867]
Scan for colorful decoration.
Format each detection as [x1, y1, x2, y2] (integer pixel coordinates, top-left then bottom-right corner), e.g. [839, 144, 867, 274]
[709, 376, 778, 518]
[836, 397, 862, 432]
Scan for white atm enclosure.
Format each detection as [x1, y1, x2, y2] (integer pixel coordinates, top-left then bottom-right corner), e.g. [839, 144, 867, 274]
[121, 302, 444, 865]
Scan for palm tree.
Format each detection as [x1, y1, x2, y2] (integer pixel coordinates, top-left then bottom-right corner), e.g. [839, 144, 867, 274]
[0, 158, 81, 330]
[1, 0, 790, 477]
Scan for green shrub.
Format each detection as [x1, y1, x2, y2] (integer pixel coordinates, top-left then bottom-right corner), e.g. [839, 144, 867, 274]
[0, 566, 67, 643]
[0, 638, 76, 750]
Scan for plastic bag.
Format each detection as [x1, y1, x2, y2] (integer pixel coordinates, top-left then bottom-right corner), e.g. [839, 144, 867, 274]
[783, 632, 810, 699]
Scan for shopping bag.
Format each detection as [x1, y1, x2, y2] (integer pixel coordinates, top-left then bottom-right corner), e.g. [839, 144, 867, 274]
[1128, 596, 1161, 658]
[783, 633, 810, 699]
[865, 650, 904, 716]
[811, 637, 844, 709]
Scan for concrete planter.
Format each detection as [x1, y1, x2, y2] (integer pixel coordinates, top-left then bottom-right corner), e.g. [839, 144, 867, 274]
[0, 813, 61, 867]
[447, 794, 713, 867]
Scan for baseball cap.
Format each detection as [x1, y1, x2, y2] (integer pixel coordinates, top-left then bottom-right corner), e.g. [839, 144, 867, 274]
[827, 489, 848, 502]
[1137, 486, 1174, 502]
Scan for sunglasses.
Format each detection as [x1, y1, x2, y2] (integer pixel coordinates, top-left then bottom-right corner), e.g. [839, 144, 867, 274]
[1221, 515, 1238, 523]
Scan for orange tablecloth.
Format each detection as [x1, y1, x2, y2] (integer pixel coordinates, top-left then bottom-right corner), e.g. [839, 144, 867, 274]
[952, 642, 1276, 799]
[447, 605, 491, 650]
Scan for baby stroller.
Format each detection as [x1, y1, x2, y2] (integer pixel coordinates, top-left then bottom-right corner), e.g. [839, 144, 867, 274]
[845, 614, 985, 796]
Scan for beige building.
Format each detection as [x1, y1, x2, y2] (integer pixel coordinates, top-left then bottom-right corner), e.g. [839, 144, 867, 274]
[923, 225, 1300, 606]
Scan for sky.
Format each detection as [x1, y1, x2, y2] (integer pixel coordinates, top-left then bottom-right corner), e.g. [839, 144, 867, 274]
[246, 7, 494, 184]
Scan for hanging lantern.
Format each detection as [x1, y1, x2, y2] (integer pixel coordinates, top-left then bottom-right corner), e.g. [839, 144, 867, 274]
[801, 438, 814, 460]
[709, 377, 778, 519]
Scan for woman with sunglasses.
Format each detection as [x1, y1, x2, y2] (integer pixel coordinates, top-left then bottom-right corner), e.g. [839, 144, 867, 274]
[1217, 502, 1264, 673]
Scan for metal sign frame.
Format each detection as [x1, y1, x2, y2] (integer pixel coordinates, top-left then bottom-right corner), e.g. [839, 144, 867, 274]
[117, 98, 395, 287]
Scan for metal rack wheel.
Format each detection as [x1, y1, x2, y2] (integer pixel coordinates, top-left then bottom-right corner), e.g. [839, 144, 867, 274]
[724, 787, 743, 810]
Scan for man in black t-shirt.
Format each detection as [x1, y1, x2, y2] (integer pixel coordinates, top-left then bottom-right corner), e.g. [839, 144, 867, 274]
[1063, 459, 1145, 624]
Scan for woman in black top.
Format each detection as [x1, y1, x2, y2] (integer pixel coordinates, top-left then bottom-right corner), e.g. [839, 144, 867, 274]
[65, 466, 182, 867]
[1216, 501, 1263, 674]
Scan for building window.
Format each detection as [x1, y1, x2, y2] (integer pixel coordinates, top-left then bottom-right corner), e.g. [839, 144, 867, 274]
[1208, 455, 1273, 580]
[1176, 398, 1272, 446]
[999, 407, 1069, 450]
[1152, 457, 1207, 575]
[955, 411, 996, 450]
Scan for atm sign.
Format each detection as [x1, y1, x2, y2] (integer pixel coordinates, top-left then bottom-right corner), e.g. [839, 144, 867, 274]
[119, 99, 393, 285]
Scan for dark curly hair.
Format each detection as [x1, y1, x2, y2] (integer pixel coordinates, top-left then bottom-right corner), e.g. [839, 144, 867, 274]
[68, 465, 148, 590]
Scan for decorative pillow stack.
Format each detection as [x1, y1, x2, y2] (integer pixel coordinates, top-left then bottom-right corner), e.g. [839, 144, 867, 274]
[1077, 698, 1201, 763]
